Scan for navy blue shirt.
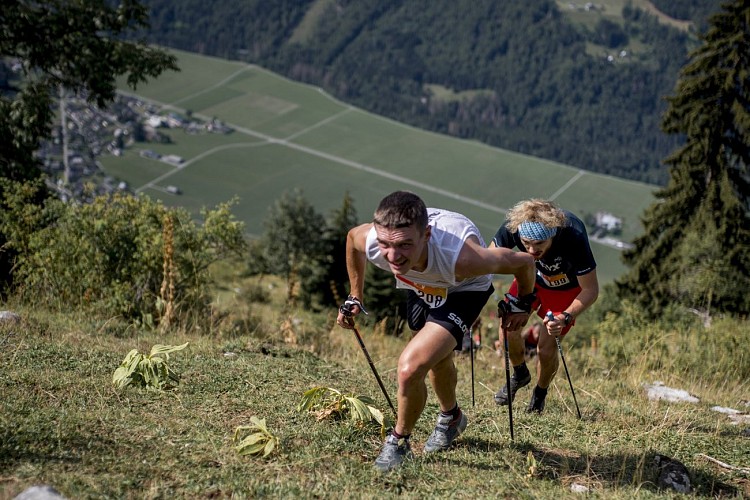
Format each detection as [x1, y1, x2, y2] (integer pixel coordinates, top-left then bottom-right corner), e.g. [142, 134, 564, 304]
[492, 211, 596, 291]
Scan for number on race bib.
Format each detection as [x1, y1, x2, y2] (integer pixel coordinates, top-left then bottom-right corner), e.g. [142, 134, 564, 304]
[416, 290, 444, 308]
[542, 273, 570, 287]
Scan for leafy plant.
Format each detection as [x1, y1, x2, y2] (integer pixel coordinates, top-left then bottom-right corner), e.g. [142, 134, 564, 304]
[297, 386, 391, 432]
[233, 416, 279, 458]
[112, 342, 189, 391]
[13, 193, 246, 327]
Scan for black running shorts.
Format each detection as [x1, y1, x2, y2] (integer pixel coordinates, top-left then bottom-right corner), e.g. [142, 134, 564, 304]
[406, 284, 494, 350]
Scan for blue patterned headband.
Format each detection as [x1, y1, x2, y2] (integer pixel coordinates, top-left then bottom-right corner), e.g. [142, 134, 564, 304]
[518, 221, 557, 241]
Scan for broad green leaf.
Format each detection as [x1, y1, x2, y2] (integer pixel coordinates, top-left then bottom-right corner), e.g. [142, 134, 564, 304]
[112, 366, 132, 388]
[149, 342, 189, 356]
[236, 433, 265, 446]
[249, 416, 268, 432]
[236, 440, 267, 456]
[262, 438, 276, 457]
[356, 394, 376, 405]
[124, 351, 143, 372]
[233, 419, 278, 458]
[368, 406, 385, 426]
[298, 387, 326, 412]
[345, 397, 371, 422]
[122, 349, 140, 365]
[112, 343, 187, 391]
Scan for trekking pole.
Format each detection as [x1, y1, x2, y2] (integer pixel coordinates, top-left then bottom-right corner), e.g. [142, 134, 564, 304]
[546, 311, 581, 419]
[340, 299, 396, 416]
[350, 322, 397, 416]
[497, 302, 515, 440]
[502, 329, 515, 440]
[470, 328, 475, 407]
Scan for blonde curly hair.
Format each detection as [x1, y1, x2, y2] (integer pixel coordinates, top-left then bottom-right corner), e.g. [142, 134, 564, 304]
[505, 199, 567, 233]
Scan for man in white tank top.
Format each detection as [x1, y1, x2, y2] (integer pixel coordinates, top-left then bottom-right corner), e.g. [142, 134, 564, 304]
[336, 191, 536, 472]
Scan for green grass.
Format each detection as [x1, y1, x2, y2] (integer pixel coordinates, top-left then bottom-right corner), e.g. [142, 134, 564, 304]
[288, 0, 335, 44]
[104, 48, 658, 283]
[2, 275, 748, 499]
[556, 0, 693, 31]
[423, 84, 496, 102]
[559, 0, 693, 62]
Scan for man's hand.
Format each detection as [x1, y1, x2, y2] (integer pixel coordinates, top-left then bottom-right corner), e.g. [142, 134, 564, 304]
[337, 295, 368, 329]
[497, 292, 535, 331]
[544, 310, 565, 337]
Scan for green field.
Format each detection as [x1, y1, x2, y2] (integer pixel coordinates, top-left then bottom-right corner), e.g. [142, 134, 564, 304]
[103, 49, 659, 284]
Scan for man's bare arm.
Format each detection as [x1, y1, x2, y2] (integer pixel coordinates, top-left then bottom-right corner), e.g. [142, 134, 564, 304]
[345, 223, 372, 301]
[456, 237, 536, 295]
[564, 269, 599, 319]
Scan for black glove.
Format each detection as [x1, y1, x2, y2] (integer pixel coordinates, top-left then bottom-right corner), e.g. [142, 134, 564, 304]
[497, 292, 536, 318]
[339, 295, 368, 317]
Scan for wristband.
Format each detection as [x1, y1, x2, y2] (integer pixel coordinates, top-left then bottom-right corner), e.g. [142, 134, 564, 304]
[562, 311, 573, 326]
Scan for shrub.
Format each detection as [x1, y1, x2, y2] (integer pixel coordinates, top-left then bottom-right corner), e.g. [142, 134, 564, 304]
[12, 192, 246, 328]
[594, 300, 750, 383]
[112, 342, 190, 391]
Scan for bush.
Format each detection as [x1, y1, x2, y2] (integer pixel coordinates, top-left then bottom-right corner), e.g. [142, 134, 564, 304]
[11, 191, 246, 328]
[593, 300, 750, 383]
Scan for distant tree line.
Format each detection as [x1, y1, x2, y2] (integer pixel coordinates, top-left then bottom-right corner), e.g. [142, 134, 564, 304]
[137, 0, 722, 185]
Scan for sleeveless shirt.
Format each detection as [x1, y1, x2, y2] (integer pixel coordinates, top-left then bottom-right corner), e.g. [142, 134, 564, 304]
[366, 208, 492, 308]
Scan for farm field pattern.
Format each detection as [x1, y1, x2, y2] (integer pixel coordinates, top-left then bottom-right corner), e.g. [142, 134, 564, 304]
[103, 49, 659, 284]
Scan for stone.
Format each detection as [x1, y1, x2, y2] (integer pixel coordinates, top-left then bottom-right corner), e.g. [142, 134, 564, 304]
[654, 454, 691, 494]
[14, 485, 66, 500]
[0, 310, 21, 323]
[643, 381, 699, 404]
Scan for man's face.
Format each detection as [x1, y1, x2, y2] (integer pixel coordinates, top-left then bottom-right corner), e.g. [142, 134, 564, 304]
[374, 223, 429, 274]
[520, 237, 553, 261]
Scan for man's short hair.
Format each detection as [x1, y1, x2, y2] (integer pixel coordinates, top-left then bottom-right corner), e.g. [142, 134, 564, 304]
[373, 191, 428, 230]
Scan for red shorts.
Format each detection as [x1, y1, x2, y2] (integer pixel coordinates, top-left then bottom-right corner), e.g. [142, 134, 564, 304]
[509, 280, 580, 337]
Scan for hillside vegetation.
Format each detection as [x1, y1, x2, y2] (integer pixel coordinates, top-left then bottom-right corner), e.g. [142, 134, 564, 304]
[99, 48, 656, 284]
[139, 0, 723, 185]
[2, 273, 749, 498]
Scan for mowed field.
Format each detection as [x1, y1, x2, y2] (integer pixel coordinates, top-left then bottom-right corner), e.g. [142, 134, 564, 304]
[102, 49, 659, 284]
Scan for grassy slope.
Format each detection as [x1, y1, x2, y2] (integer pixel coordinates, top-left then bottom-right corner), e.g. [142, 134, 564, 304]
[102, 49, 657, 284]
[1, 274, 748, 499]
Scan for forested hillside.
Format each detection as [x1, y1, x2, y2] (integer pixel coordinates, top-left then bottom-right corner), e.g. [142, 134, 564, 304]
[139, 0, 722, 185]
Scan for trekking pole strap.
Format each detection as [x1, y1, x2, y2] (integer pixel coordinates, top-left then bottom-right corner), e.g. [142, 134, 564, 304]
[339, 295, 369, 316]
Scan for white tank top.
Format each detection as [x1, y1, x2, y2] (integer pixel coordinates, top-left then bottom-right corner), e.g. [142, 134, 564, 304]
[366, 208, 492, 308]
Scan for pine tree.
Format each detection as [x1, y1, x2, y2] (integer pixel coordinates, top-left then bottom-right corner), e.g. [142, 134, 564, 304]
[298, 192, 359, 310]
[322, 192, 359, 306]
[364, 263, 407, 336]
[616, 0, 750, 318]
[257, 189, 329, 304]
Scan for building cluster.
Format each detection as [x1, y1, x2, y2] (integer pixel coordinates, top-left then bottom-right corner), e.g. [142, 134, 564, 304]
[37, 93, 232, 202]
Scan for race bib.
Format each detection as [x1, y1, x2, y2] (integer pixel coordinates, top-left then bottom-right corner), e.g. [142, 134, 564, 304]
[541, 272, 570, 288]
[396, 275, 448, 308]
